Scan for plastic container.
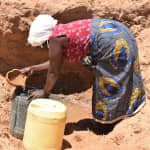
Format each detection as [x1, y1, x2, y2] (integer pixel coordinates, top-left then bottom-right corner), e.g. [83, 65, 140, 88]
[10, 87, 36, 139]
[23, 99, 67, 150]
[6, 69, 27, 87]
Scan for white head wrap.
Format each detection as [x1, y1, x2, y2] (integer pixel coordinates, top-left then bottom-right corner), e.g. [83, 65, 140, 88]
[28, 14, 57, 47]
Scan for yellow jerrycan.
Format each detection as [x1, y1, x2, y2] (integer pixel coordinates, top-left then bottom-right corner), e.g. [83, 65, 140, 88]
[23, 99, 67, 150]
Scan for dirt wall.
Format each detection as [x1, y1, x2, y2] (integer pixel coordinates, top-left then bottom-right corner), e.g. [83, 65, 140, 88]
[0, 0, 150, 91]
[1, 0, 150, 150]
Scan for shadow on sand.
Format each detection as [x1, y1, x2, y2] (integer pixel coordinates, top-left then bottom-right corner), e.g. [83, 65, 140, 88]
[65, 118, 120, 135]
[62, 139, 72, 150]
[62, 118, 120, 149]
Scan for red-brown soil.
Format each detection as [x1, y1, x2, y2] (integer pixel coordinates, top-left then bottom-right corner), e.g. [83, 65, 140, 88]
[0, 0, 150, 149]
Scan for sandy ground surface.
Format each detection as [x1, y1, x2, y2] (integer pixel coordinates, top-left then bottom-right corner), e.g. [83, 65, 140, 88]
[1, 36, 150, 150]
[0, 69, 150, 150]
[0, 0, 150, 150]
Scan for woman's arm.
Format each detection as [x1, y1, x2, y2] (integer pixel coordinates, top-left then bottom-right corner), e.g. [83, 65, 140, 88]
[31, 61, 49, 71]
[20, 60, 49, 76]
[44, 37, 68, 96]
[28, 36, 68, 99]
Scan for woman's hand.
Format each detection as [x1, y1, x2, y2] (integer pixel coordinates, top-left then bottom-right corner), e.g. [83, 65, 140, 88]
[28, 89, 48, 100]
[20, 66, 34, 76]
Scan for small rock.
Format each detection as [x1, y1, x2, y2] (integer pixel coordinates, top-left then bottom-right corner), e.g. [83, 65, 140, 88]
[74, 135, 82, 142]
[134, 127, 142, 134]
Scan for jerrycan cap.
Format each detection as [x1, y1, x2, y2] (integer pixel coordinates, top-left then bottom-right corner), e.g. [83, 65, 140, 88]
[29, 99, 67, 119]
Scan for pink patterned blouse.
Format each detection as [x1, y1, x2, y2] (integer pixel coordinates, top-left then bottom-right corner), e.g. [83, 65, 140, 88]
[49, 19, 92, 62]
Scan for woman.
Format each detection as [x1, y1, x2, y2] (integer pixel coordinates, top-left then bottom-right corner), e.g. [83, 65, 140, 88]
[21, 14, 146, 123]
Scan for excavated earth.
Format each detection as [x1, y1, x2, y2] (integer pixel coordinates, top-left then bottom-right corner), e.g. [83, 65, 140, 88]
[0, 0, 150, 149]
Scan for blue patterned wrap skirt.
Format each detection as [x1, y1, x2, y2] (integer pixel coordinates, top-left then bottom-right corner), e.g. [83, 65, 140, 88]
[82, 18, 146, 124]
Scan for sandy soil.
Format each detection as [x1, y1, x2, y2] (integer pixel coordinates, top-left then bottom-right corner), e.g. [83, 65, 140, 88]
[0, 0, 150, 150]
[1, 68, 150, 150]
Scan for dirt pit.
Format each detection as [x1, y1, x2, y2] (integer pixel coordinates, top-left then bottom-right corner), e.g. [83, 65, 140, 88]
[0, 63, 150, 150]
[1, 0, 150, 149]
